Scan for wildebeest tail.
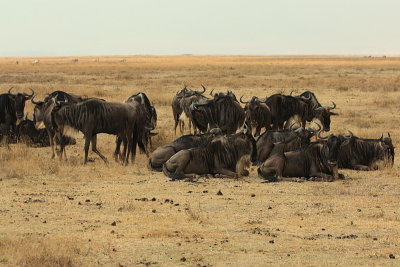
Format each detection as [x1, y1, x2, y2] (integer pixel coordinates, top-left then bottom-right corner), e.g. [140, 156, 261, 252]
[162, 164, 186, 180]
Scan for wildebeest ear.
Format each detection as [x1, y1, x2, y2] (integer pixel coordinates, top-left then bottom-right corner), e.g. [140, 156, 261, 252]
[330, 112, 339, 116]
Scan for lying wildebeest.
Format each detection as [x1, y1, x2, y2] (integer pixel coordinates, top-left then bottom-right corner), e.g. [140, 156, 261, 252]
[255, 123, 321, 164]
[51, 98, 146, 164]
[257, 132, 346, 182]
[240, 96, 272, 136]
[171, 85, 207, 135]
[115, 92, 157, 160]
[263, 93, 311, 130]
[32, 91, 83, 158]
[321, 131, 394, 170]
[0, 87, 34, 144]
[296, 91, 338, 132]
[162, 128, 257, 179]
[148, 128, 222, 171]
[190, 90, 245, 134]
[16, 114, 76, 147]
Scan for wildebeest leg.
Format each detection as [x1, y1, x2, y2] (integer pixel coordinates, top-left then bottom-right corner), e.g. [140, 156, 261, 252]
[131, 125, 139, 163]
[125, 132, 133, 165]
[83, 135, 91, 164]
[353, 165, 370, 171]
[47, 129, 56, 159]
[114, 136, 123, 162]
[91, 135, 108, 163]
[308, 172, 334, 182]
[214, 168, 238, 179]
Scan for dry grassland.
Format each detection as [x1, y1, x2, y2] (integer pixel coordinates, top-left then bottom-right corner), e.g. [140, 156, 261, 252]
[0, 55, 399, 266]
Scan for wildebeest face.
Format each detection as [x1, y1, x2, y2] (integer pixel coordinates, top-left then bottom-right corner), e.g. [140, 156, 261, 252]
[382, 136, 395, 165]
[8, 88, 34, 120]
[326, 135, 346, 166]
[315, 102, 338, 132]
[150, 106, 157, 128]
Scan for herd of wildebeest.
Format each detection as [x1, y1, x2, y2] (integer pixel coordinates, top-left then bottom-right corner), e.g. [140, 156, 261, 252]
[0, 85, 395, 182]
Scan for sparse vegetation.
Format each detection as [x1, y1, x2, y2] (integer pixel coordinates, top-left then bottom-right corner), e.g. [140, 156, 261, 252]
[0, 56, 399, 266]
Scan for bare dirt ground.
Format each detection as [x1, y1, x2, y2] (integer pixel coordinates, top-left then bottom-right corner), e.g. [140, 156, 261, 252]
[0, 56, 399, 266]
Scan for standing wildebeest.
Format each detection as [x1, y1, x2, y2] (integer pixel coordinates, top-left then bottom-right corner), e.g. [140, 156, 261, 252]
[148, 128, 222, 171]
[115, 92, 157, 160]
[240, 96, 272, 136]
[31, 91, 84, 158]
[320, 131, 394, 170]
[190, 90, 245, 134]
[255, 123, 321, 164]
[162, 128, 257, 179]
[51, 98, 145, 165]
[296, 91, 338, 132]
[0, 87, 34, 144]
[171, 85, 207, 135]
[257, 133, 346, 182]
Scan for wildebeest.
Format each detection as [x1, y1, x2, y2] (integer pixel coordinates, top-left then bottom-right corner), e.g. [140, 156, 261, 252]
[296, 91, 338, 131]
[171, 85, 207, 135]
[162, 128, 257, 179]
[320, 131, 394, 170]
[148, 128, 222, 171]
[16, 114, 76, 147]
[0, 87, 34, 144]
[240, 96, 272, 136]
[255, 123, 321, 164]
[190, 90, 245, 134]
[263, 93, 311, 130]
[51, 98, 146, 165]
[114, 92, 155, 161]
[31, 91, 84, 158]
[257, 133, 346, 182]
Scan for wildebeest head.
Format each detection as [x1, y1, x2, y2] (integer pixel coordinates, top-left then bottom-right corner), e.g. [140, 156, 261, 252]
[314, 102, 337, 132]
[241, 96, 269, 127]
[241, 123, 258, 164]
[8, 87, 34, 120]
[31, 95, 46, 125]
[382, 133, 395, 165]
[318, 130, 350, 166]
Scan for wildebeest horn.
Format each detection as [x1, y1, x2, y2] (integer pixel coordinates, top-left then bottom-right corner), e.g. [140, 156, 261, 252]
[300, 94, 311, 101]
[294, 127, 304, 133]
[24, 88, 35, 99]
[200, 84, 206, 94]
[327, 101, 336, 110]
[379, 133, 383, 140]
[289, 90, 293, 96]
[313, 121, 322, 132]
[31, 95, 42, 105]
[315, 106, 325, 112]
[317, 129, 330, 139]
[8, 87, 15, 95]
[347, 130, 354, 139]
[388, 132, 391, 138]
[240, 96, 249, 104]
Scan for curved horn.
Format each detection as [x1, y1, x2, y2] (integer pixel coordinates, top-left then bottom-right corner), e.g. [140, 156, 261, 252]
[24, 88, 35, 99]
[289, 122, 297, 130]
[347, 130, 354, 139]
[312, 121, 322, 133]
[8, 87, 14, 95]
[318, 129, 330, 140]
[379, 133, 383, 140]
[327, 101, 336, 110]
[30, 95, 41, 105]
[240, 96, 249, 104]
[200, 84, 206, 94]
[300, 94, 311, 101]
[289, 90, 293, 96]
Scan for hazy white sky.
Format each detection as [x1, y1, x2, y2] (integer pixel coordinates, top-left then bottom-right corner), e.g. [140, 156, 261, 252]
[1, 0, 399, 56]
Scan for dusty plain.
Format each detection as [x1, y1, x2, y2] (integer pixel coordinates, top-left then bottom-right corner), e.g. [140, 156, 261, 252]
[0, 55, 399, 266]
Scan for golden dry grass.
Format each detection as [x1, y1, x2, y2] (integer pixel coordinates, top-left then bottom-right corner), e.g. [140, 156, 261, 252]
[0, 55, 400, 266]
